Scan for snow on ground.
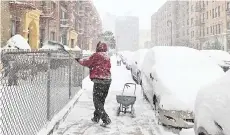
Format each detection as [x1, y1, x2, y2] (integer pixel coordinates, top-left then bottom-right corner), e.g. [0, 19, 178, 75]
[2, 34, 31, 49]
[52, 55, 195, 135]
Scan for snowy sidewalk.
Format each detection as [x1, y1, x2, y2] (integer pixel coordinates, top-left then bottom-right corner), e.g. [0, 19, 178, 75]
[52, 56, 194, 135]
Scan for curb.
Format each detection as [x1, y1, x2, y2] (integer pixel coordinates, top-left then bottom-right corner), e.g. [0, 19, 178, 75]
[37, 88, 85, 135]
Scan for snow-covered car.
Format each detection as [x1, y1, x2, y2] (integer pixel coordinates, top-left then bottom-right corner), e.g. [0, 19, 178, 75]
[141, 46, 224, 130]
[201, 50, 230, 72]
[194, 71, 230, 135]
[130, 49, 148, 84]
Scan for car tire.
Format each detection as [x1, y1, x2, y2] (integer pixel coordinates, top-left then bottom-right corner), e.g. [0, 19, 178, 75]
[197, 127, 209, 135]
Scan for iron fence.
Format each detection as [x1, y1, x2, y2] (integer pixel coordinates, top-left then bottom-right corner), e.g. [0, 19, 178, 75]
[0, 49, 84, 135]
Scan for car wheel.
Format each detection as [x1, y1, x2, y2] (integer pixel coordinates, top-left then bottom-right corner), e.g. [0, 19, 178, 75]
[197, 127, 209, 135]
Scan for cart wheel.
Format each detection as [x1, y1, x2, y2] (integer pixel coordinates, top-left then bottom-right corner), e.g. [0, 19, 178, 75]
[131, 107, 136, 118]
[116, 106, 120, 116]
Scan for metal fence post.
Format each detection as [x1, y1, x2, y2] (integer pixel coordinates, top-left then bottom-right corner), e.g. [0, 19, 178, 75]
[69, 55, 72, 99]
[47, 52, 51, 120]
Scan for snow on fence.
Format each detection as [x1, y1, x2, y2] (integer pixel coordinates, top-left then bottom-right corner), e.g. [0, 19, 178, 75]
[0, 49, 84, 135]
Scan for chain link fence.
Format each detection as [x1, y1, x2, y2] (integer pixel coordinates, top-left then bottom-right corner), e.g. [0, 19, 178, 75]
[0, 49, 84, 135]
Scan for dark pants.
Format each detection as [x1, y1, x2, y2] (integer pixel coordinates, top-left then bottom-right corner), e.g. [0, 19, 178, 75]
[93, 82, 111, 123]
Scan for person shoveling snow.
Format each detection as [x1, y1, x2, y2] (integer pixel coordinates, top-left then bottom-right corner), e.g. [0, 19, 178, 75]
[76, 41, 112, 127]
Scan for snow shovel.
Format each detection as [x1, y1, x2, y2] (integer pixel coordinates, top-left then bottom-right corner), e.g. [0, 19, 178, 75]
[55, 43, 79, 59]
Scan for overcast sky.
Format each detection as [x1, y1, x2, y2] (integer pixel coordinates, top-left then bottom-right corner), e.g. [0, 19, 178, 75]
[94, 0, 167, 30]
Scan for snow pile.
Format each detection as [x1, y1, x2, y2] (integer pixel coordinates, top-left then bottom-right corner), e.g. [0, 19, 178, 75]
[180, 129, 195, 135]
[142, 46, 225, 111]
[201, 50, 230, 67]
[2, 34, 31, 49]
[194, 71, 230, 134]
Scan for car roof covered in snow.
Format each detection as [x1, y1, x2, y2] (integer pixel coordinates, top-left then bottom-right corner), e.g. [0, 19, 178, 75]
[142, 46, 225, 111]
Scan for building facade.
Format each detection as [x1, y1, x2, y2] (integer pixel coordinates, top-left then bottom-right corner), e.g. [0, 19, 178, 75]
[1, 0, 102, 50]
[151, 0, 230, 52]
[115, 16, 139, 51]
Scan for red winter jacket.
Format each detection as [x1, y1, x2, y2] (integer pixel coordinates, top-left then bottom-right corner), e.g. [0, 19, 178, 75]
[78, 43, 111, 80]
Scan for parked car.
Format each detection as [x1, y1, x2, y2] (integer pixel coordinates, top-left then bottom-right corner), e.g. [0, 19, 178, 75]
[201, 50, 230, 72]
[130, 49, 148, 84]
[194, 71, 230, 135]
[141, 46, 224, 131]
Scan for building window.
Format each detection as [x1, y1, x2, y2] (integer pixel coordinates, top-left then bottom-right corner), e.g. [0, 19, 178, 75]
[203, 13, 205, 21]
[61, 34, 67, 45]
[212, 9, 214, 18]
[191, 18, 194, 26]
[11, 20, 16, 36]
[51, 2, 56, 10]
[203, 27, 205, 37]
[218, 24, 221, 34]
[11, 20, 20, 37]
[51, 32, 55, 41]
[207, 27, 209, 35]
[207, 11, 209, 19]
[40, 29, 45, 47]
[216, 25, 218, 34]
[228, 22, 230, 29]
[187, 29, 189, 35]
[218, 6, 220, 17]
[191, 5, 194, 12]
[227, 2, 230, 10]
[211, 26, 213, 33]
[206, 1, 208, 5]
[215, 8, 218, 18]
[71, 39, 74, 48]
[187, 19, 189, 25]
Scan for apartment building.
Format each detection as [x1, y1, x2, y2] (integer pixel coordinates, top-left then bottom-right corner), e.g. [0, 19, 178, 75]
[1, 0, 102, 50]
[151, 0, 230, 51]
[115, 16, 139, 51]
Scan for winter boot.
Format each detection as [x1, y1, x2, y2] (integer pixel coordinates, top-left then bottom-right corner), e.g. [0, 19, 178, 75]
[91, 117, 99, 123]
[100, 118, 111, 127]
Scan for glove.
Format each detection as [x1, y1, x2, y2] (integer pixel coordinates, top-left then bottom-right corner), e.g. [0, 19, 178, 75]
[75, 58, 80, 62]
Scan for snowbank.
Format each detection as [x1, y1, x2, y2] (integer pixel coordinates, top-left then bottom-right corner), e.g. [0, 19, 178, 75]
[2, 34, 31, 49]
[201, 50, 230, 67]
[142, 46, 224, 111]
[194, 71, 230, 134]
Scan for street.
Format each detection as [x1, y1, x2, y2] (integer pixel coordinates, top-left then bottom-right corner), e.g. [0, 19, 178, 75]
[52, 56, 193, 135]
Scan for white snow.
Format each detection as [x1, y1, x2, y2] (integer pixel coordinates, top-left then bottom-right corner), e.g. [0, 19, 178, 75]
[141, 46, 225, 112]
[131, 49, 148, 69]
[51, 55, 190, 135]
[2, 34, 31, 50]
[37, 88, 84, 135]
[194, 70, 230, 135]
[119, 51, 134, 65]
[74, 45, 81, 51]
[201, 50, 230, 67]
[40, 43, 60, 50]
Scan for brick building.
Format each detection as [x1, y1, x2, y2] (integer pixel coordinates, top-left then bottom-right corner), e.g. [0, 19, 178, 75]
[1, 0, 102, 50]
